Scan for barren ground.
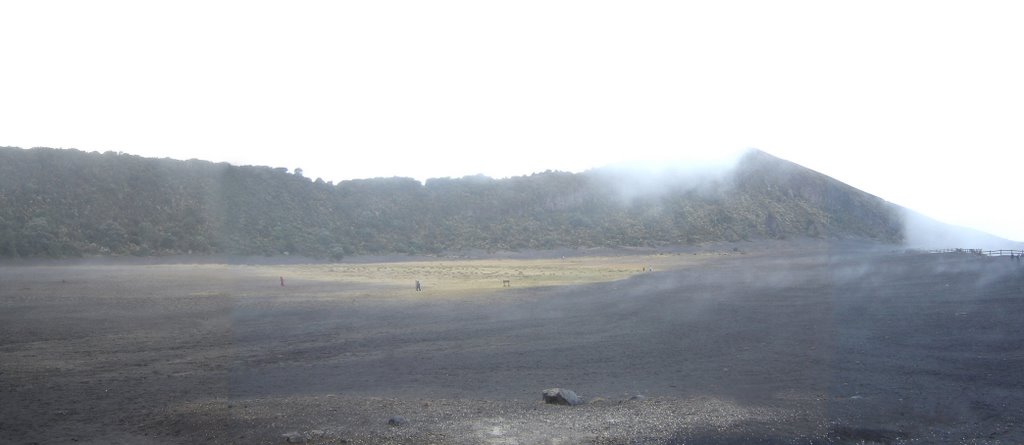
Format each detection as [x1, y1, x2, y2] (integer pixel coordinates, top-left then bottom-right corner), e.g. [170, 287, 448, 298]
[2, 241, 1023, 444]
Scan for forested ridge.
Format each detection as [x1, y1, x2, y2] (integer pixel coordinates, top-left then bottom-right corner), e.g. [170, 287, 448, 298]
[0, 147, 903, 258]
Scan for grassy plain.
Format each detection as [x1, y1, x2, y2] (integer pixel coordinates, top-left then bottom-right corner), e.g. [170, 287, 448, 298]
[234, 252, 719, 299]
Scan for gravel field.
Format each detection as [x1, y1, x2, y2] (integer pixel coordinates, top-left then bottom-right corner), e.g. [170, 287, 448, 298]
[2, 241, 1023, 444]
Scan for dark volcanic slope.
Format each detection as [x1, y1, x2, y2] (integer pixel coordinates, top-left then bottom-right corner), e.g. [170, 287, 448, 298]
[2, 246, 1022, 444]
[226, 247, 1023, 408]
[0, 147, 903, 258]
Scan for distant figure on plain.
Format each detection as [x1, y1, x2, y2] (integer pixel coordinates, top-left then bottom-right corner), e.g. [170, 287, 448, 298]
[280, 276, 285, 287]
[415, 280, 421, 291]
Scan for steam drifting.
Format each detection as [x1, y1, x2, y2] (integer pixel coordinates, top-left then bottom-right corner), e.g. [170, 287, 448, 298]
[901, 208, 1024, 251]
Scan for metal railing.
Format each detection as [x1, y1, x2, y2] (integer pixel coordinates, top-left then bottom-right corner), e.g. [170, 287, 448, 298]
[929, 248, 1024, 257]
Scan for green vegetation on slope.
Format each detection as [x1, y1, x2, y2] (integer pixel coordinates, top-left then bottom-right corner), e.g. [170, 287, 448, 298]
[0, 147, 903, 258]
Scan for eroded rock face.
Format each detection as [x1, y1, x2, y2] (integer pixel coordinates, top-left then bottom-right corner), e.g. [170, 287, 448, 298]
[542, 388, 580, 406]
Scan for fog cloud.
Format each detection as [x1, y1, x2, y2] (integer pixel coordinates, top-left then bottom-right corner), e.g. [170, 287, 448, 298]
[902, 208, 1024, 251]
[585, 149, 749, 203]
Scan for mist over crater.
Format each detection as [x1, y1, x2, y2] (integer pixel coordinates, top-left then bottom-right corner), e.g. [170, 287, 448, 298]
[0, 146, 1017, 259]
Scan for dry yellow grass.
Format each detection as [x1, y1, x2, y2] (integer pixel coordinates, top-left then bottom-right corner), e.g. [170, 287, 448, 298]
[66, 250, 745, 302]
[229, 252, 723, 299]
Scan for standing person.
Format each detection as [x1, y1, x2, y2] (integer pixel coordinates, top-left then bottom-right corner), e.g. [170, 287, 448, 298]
[415, 280, 421, 291]
[280, 276, 285, 287]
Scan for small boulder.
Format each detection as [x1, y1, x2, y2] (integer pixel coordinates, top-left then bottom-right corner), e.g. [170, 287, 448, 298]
[388, 416, 407, 426]
[542, 388, 580, 406]
[282, 431, 306, 443]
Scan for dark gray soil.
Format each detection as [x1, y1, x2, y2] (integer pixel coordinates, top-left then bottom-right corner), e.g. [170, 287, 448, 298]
[2, 243, 1023, 444]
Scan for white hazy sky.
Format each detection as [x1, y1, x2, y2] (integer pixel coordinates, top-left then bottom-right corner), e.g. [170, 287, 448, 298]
[2, 1, 1022, 241]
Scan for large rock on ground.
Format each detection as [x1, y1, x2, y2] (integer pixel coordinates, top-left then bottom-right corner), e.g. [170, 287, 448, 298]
[542, 388, 580, 406]
[281, 431, 306, 443]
